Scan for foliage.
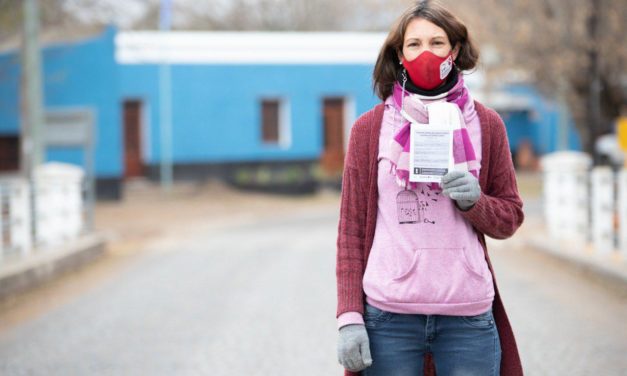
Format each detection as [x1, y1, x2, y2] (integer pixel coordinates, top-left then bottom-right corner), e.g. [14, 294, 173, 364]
[233, 165, 313, 187]
[439, 0, 626, 154]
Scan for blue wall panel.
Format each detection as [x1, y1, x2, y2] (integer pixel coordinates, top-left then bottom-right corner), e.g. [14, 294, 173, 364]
[0, 53, 20, 134]
[500, 110, 535, 153]
[43, 27, 120, 176]
[502, 84, 581, 154]
[0, 27, 121, 177]
[118, 63, 379, 164]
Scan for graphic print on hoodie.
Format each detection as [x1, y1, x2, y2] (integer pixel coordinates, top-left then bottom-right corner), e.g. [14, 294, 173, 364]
[396, 183, 442, 225]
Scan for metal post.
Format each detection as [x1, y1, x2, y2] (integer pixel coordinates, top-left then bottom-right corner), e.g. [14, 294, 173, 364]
[557, 78, 569, 151]
[587, 0, 602, 163]
[21, 0, 45, 176]
[159, 0, 173, 192]
[21, 0, 45, 249]
[84, 110, 95, 232]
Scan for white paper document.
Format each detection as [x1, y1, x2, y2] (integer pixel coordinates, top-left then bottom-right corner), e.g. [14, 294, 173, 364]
[409, 123, 453, 183]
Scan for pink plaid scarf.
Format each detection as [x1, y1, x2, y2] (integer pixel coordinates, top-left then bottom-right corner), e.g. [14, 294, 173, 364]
[388, 73, 481, 190]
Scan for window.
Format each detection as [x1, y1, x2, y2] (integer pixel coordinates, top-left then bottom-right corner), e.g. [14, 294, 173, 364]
[261, 100, 279, 144]
[260, 98, 290, 147]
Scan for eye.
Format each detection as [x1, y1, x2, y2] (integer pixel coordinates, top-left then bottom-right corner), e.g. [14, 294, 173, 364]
[408, 43, 417, 47]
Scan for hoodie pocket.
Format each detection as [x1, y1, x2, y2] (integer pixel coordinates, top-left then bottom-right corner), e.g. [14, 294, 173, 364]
[388, 247, 490, 304]
[392, 249, 422, 282]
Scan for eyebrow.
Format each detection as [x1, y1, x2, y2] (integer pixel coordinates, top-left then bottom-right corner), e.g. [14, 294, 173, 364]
[405, 36, 446, 42]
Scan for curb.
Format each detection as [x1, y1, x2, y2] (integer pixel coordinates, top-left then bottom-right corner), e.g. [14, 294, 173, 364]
[0, 233, 108, 301]
[525, 235, 627, 294]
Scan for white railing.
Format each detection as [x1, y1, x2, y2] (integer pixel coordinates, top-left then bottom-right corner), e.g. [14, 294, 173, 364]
[34, 163, 84, 248]
[0, 176, 32, 261]
[542, 151, 626, 261]
[591, 167, 614, 254]
[0, 162, 84, 262]
[541, 152, 591, 244]
[619, 170, 627, 258]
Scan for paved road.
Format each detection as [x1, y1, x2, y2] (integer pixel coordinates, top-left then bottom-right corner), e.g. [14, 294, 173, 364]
[488, 235, 627, 375]
[0, 207, 625, 375]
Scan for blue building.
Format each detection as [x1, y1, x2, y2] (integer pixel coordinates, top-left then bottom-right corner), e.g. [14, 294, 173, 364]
[0, 27, 580, 200]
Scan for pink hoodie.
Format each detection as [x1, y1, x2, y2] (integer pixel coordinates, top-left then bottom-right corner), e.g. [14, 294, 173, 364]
[337, 95, 494, 329]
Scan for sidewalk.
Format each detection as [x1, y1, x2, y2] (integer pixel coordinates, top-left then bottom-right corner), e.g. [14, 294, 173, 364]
[0, 233, 107, 301]
[516, 172, 627, 295]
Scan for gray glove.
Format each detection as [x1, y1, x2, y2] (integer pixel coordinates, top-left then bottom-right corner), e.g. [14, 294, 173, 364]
[337, 324, 372, 372]
[441, 171, 481, 211]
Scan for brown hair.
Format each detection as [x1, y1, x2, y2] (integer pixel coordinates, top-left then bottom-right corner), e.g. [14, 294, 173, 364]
[372, 0, 479, 100]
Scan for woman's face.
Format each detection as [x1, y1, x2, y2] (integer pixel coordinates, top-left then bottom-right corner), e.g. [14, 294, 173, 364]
[399, 17, 458, 62]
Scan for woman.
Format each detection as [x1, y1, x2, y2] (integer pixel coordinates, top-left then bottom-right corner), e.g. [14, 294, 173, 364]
[335, 1, 524, 375]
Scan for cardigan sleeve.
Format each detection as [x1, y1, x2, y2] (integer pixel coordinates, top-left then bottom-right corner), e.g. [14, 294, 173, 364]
[336, 117, 370, 318]
[459, 109, 524, 240]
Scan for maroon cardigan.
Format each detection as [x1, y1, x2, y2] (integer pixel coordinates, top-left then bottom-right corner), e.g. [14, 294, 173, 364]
[336, 102, 525, 376]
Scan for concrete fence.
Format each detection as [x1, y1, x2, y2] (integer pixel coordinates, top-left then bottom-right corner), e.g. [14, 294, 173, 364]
[0, 162, 85, 263]
[541, 151, 626, 261]
[0, 177, 32, 262]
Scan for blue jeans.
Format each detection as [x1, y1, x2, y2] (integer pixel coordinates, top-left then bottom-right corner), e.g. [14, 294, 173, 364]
[362, 302, 501, 376]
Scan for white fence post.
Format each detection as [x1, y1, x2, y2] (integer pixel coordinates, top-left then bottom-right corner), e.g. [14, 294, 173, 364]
[11, 180, 32, 256]
[618, 169, 627, 260]
[0, 177, 33, 261]
[1, 164, 85, 263]
[542, 169, 559, 239]
[0, 184, 5, 261]
[541, 152, 591, 243]
[34, 163, 84, 248]
[591, 166, 615, 254]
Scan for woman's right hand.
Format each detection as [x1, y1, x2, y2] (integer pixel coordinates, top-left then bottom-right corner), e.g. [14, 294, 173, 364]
[337, 324, 373, 372]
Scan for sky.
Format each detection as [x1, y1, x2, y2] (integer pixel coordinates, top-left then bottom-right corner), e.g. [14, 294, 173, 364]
[61, 0, 263, 29]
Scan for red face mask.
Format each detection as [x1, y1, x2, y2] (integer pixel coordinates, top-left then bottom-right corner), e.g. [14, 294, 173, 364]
[402, 50, 454, 90]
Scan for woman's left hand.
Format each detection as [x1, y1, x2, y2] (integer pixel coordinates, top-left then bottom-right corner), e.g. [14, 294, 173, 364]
[441, 171, 481, 211]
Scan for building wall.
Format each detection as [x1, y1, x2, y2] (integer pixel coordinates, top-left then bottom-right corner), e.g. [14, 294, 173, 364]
[44, 27, 120, 178]
[0, 27, 122, 198]
[0, 52, 20, 136]
[501, 84, 582, 155]
[117, 64, 378, 166]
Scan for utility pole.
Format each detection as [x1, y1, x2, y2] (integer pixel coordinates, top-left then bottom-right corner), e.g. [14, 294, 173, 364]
[557, 77, 569, 151]
[159, 0, 173, 192]
[21, 0, 45, 180]
[587, 0, 602, 164]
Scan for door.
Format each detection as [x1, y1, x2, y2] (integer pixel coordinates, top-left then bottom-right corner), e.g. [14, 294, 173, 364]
[123, 100, 144, 178]
[321, 98, 345, 175]
[0, 135, 19, 172]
